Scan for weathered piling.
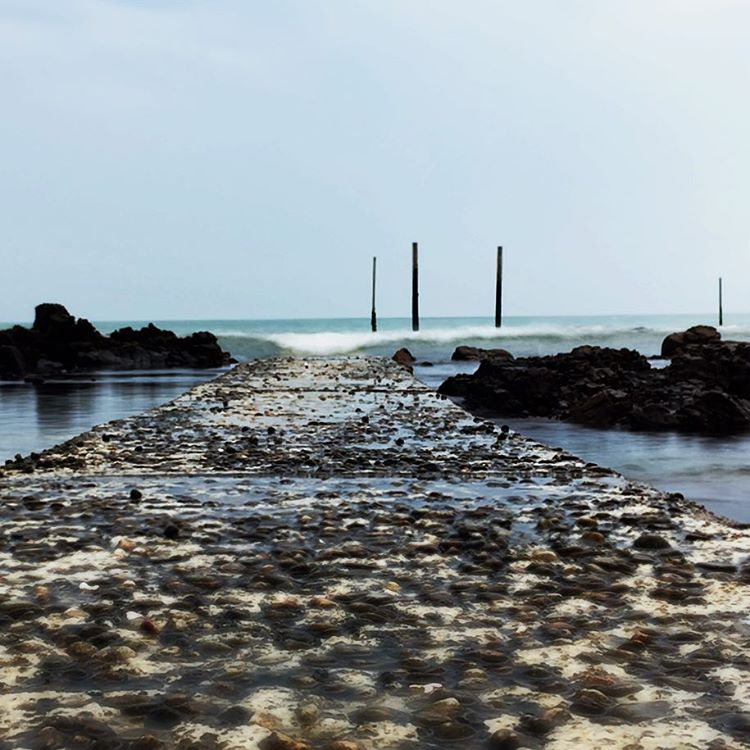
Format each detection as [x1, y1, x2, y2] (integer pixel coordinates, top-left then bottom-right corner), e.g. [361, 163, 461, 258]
[719, 276, 724, 326]
[495, 245, 503, 328]
[370, 256, 377, 332]
[411, 241, 419, 332]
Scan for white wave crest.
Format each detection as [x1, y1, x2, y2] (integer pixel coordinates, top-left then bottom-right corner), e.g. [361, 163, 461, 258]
[210, 319, 750, 357]
[215, 324, 677, 356]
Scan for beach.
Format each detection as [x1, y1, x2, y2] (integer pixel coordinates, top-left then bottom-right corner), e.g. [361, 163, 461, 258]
[1, 356, 749, 749]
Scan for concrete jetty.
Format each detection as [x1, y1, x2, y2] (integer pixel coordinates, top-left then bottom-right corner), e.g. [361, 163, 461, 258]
[1, 357, 749, 749]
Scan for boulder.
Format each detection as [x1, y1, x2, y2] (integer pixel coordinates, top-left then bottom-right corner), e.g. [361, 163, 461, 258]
[661, 325, 720, 358]
[392, 348, 416, 369]
[451, 345, 515, 362]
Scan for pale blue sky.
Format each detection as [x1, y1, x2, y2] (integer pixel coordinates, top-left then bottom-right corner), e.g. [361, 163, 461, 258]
[1, 0, 748, 320]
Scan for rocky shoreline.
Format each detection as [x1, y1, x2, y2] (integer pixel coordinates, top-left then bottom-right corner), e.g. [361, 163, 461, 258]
[438, 326, 750, 435]
[0, 303, 234, 382]
[1, 357, 750, 749]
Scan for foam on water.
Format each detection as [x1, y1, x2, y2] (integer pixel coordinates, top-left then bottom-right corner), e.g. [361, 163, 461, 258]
[207, 318, 750, 360]
[219, 324, 647, 356]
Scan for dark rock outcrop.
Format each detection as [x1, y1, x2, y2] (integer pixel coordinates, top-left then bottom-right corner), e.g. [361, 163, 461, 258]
[661, 325, 720, 358]
[439, 327, 750, 435]
[451, 345, 515, 362]
[392, 347, 416, 370]
[0, 304, 233, 380]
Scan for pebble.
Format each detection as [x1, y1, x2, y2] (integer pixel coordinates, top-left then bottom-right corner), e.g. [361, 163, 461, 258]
[218, 705, 253, 726]
[489, 728, 523, 750]
[260, 732, 313, 750]
[1, 356, 749, 749]
[572, 688, 614, 715]
[633, 533, 671, 550]
[295, 703, 320, 726]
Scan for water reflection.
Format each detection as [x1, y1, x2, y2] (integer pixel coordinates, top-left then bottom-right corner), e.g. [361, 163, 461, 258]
[0, 370, 218, 460]
[504, 417, 750, 524]
[34, 381, 99, 432]
[413, 364, 750, 523]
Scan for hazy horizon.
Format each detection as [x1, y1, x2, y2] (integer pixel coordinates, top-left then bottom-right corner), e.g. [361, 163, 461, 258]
[2, 1, 749, 321]
[1, 309, 738, 328]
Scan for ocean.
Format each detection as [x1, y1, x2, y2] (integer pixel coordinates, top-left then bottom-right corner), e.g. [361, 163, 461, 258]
[2, 313, 750, 521]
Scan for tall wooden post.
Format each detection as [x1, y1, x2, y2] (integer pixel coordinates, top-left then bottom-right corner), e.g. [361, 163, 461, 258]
[719, 277, 724, 326]
[495, 245, 503, 328]
[411, 242, 419, 332]
[370, 257, 377, 332]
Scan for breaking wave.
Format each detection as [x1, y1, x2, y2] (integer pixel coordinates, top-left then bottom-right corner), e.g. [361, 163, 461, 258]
[212, 321, 750, 360]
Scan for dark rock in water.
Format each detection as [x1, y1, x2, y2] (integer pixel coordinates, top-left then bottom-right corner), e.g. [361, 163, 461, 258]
[440, 345, 648, 418]
[164, 524, 180, 540]
[661, 324, 720, 358]
[518, 707, 569, 736]
[571, 688, 613, 715]
[451, 345, 515, 362]
[130, 737, 166, 750]
[610, 700, 671, 723]
[259, 731, 313, 750]
[145, 705, 182, 729]
[44, 716, 117, 741]
[439, 329, 750, 435]
[351, 705, 394, 724]
[392, 348, 416, 369]
[633, 533, 671, 550]
[488, 728, 522, 749]
[327, 742, 363, 750]
[218, 705, 253, 726]
[714, 711, 750, 739]
[0, 303, 234, 380]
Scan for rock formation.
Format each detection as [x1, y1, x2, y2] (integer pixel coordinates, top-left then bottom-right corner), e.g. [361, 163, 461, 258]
[440, 327, 750, 434]
[392, 347, 416, 370]
[0, 303, 233, 380]
[451, 345, 515, 362]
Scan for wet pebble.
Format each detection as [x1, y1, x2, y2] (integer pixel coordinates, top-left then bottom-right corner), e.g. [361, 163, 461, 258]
[489, 728, 523, 750]
[633, 533, 671, 550]
[571, 688, 613, 715]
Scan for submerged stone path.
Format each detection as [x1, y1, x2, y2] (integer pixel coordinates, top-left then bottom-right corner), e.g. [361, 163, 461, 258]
[1, 357, 750, 750]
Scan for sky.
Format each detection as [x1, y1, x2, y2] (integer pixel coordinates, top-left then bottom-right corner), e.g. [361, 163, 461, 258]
[1, 0, 749, 321]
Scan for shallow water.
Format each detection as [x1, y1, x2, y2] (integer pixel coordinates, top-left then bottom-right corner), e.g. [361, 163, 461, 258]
[0, 370, 218, 460]
[501, 418, 750, 524]
[414, 364, 750, 524]
[2, 314, 750, 523]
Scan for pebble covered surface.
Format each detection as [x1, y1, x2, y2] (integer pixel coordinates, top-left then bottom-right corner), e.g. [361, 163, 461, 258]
[1, 357, 750, 750]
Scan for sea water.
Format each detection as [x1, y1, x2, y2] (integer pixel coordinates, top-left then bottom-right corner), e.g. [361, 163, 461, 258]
[2, 314, 749, 521]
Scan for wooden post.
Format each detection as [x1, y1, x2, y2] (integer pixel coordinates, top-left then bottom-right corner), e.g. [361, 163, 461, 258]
[495, 246, 503, 328]
[719, 277, 723, 326]
[370, 257, 377, 333]
[411, 242, 419, 332]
